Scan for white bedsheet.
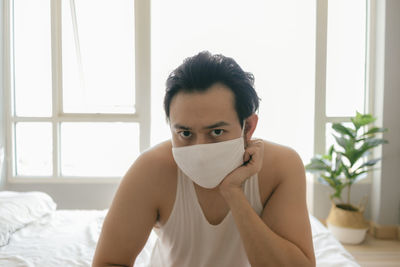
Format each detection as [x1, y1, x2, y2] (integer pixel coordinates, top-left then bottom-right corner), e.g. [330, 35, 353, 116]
[0, 210, 107, 267]
[0, 210, 359, 267]
[309, 215, 360, 267]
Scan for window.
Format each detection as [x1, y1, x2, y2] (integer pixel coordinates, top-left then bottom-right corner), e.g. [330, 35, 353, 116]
[314, 0, 371, 167]
[3, 0, 372, 183]
[150, 0, 370, 165]
[151, 0, 316, 164]
[4, 0, 150, 182]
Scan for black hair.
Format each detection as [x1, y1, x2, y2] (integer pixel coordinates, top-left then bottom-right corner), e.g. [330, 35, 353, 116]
[163, 51, 260, 128]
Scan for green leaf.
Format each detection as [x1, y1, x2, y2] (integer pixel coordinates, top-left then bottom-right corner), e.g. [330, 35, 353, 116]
[365, 138, 388, 146]
[345, 150, 363, 166]
[342, 163, 351, 178]
[355, 137, 368, 142]
[317, 177, 330, 186]
[322, 154, 332, 161]
[360, 150, 372, 159]
[332, 123, 356, 138]
[332, 190, 342, 199]
[342, 142, 381, 167]
[328, 145, 334, 157]
[332, 183, 346, 200]
[352, 172, 369, 183]
[363, 127, 388, 136]
[360, 138, 389, 154]
[333, 134, 353, 151]
[320, 175, 336, 188]
[305, 158, 331, 172]
[335, 164, 343, 176]
[350, 168, 380, 184]
[357, 158, 381, 169]
[351, 112, 376, 130]
[334, 153, 342, 174]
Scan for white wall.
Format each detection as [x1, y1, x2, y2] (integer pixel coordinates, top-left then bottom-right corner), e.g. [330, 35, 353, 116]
[370, 0, 400, 225]
[4, 183, 119, 209]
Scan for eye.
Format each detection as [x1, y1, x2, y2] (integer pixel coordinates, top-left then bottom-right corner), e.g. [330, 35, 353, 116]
[210, 129, 224, 137]
[179, 131, 192, 139]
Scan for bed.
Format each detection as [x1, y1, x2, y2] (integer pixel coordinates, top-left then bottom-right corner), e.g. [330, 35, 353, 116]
[0, 191, 360, 267]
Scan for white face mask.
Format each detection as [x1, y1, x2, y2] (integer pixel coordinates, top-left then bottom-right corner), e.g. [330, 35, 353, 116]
[172, 124, 246, 189]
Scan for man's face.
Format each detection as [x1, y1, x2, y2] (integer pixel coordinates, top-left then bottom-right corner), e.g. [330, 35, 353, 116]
[169, 83, 243, 148]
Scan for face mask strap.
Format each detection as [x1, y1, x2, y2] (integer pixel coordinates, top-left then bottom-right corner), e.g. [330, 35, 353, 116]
[241, 120, 246, 137]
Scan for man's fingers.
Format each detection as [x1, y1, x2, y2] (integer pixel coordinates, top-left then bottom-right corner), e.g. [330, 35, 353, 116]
[242, 140, 264, 170]
[243, 151, 251, 163]
[244, 145, 262, 159]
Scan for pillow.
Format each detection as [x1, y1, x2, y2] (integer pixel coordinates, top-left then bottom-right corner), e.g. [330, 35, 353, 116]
[0, 191, 57, 246]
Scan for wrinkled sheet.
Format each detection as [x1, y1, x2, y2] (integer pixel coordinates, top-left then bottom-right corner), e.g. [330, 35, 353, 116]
[0, 210, 108, 267]
[0, 210, 359, 267]
[0, 191, 57, 247]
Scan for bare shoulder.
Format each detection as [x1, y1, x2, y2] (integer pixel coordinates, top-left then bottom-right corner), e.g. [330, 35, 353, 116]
[261, 139, 301, 163]
[128, 140, 177, 180]
[258, 140, 305, 205]
[104, 140, 178, 222]
[260, 140, 303, 177]
[122, 140, 177, 200]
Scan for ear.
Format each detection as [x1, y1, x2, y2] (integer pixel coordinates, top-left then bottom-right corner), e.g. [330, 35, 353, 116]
[244, 113, 258, 142]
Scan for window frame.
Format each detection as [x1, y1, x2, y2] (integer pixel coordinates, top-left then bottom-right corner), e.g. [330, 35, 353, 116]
[3, 0, 150, 183]
[313, 0, 375, 181]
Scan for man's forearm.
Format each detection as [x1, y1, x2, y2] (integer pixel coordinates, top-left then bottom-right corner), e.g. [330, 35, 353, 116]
[222, 189, 314, 267]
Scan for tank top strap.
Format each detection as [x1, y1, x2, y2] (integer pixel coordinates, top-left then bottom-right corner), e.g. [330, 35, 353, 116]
[156, 168, 189, 232]
[178, 168, 199, 207]
[243, 173, 264, 215]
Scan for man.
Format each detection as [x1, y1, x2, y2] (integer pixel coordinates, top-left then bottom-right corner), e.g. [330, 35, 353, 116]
[93, 51, 315, 267]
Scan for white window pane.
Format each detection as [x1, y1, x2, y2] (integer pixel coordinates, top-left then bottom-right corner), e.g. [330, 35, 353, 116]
[16, 122, 52, 176]
[14, 0, 52, 117]
[326, 0, 366, 117]
[62, 0, 135, 114]
[61, 123, 139, 177]
[151, 0, 316, 162]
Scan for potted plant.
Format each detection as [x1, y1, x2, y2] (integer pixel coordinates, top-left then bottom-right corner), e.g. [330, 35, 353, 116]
[305, 112, 388, 244]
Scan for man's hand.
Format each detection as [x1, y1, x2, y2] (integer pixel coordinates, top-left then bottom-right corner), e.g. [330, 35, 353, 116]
[219, 139, 264, 196]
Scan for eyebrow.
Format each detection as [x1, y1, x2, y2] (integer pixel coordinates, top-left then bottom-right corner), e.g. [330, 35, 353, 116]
[173, 124, 192, 130]
[203, 121, 230, 129]
[173, 121, 230, 130]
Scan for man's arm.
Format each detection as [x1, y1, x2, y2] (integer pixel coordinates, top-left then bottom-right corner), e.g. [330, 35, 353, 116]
[220, 141, 315, 267]
[92, 152, 160, 267]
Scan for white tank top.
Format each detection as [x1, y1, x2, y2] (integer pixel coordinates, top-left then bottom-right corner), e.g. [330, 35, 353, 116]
[148, 168, 264, 267]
